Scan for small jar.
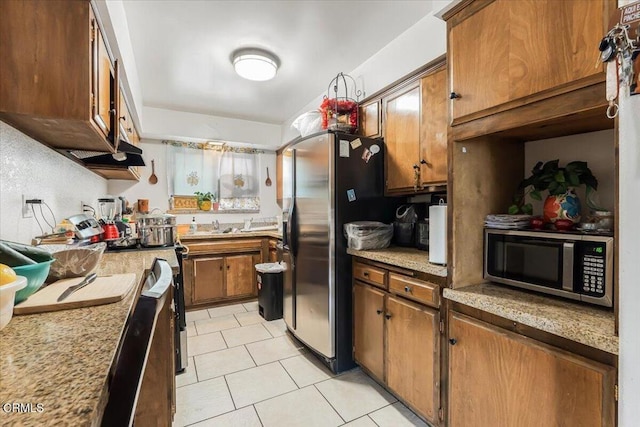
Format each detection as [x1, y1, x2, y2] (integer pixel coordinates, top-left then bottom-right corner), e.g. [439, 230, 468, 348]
[592, 210, 614, 230]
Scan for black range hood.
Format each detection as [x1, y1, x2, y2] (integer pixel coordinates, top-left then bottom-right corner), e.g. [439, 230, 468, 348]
[68, 140, 146, 168]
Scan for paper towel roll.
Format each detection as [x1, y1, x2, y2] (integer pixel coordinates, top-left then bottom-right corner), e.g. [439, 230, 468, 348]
[429, 204, 447, 265]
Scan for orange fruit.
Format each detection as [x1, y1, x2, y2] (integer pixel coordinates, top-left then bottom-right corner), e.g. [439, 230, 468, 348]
[0, 263, 17, 286]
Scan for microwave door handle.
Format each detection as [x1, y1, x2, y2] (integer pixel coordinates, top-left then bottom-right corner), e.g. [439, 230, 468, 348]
[562, 242, 575, 292]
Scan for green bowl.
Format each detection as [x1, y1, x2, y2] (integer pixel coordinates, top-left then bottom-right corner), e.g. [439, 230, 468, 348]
[13, 260, 54, 304]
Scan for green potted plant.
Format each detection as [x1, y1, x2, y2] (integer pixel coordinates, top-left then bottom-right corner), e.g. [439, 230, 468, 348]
[508, 159, 598, 224]
[194, 191, 215, 211]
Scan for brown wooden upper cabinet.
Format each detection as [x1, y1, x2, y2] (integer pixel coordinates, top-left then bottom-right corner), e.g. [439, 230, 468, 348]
[359, 99, 382, 138]
[383, 64, 448, 195]
[88, 89, 142, 181]
[419, 68, 448, 186]
[447, 0, 614, 124]
[448, 312, 616, 427]
[0, 0, 120, 153]
[384, 82, 421, 193]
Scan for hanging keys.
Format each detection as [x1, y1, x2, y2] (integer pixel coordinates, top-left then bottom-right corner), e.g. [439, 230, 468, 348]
[599, 23, 639, 116]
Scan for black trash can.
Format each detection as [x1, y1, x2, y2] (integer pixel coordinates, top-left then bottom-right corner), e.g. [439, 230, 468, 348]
[255, 263, 284, 321]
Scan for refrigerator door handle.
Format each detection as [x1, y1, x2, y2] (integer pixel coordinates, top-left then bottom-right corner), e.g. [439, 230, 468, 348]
[289, 202, 298, 257]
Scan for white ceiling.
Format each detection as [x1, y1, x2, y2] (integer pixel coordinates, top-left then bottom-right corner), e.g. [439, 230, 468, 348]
[121, 1, 434, 125]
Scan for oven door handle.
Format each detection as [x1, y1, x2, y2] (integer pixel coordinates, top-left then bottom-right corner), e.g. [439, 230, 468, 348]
[562, 242, 575, 292]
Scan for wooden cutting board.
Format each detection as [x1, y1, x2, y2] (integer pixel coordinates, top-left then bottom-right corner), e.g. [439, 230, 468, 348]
[14, 274, 137, 315]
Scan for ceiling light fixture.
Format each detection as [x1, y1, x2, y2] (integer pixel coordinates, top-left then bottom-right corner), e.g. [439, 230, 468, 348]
[232, 48, 279, 81]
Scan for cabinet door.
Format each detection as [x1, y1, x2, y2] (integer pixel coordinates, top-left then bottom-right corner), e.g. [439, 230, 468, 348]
[225, 253, 259, 298]
[384, 83, 420, 192]
[449, 0, 510, 121]
[448, 312, 616, 427]
[420, 68, 448, 185]
[508, 0, 607, 101]
[91, 18, 113, 139]
[353, 281, 385, 381]
[192, 257, 225, 304]
[360, 100, 381, 138]
[386, 296, 439, 423]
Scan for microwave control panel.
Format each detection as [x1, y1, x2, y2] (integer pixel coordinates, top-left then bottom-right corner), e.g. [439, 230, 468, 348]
[577, 242, 607, 297]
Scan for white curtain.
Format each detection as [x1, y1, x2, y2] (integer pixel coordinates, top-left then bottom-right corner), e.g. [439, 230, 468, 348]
[218, 151, 259, 198]
[167, 144, 221, 197]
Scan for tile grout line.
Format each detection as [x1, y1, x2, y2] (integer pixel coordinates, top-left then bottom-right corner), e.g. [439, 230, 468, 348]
[222, 374, 238, 410]
[244, 343, 260, 367]
[252, 404, 266, 427]
[312, 382, 347, 425]
[277, 359, 301, 389]
[261, 321, 276, 338]
[187, 343, 307, 386]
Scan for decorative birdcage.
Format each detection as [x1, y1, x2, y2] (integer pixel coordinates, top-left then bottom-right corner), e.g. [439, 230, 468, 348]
[320, 72, 362, 132]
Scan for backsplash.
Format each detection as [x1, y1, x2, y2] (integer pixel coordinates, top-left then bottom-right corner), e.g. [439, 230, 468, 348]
[0, 121, 108, 244]
[524, 129, 615, 217]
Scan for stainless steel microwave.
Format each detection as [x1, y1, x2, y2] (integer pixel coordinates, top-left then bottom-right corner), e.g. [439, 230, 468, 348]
[484, 229, 613, 307]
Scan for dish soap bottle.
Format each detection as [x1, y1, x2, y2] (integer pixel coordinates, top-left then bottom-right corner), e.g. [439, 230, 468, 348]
[190, 217, 197, 234]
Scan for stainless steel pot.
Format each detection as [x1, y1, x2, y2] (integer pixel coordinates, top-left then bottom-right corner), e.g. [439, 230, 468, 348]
[137, 214, 176, 247]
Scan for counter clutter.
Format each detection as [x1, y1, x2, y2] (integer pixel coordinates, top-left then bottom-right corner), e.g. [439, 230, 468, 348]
[0, 249, 178, 426]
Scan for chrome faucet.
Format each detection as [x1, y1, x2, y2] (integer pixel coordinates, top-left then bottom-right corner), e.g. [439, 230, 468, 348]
[212, 219, 220, 231]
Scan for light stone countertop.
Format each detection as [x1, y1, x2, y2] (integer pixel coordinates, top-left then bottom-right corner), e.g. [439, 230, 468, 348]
[347, 246, 447, 277]
[179, 230, 282, 241]
[444, 283, 618, 355]
[0, 248, 178, 426]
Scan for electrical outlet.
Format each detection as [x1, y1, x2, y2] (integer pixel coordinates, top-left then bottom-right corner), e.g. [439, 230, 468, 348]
[22, 194, 33, 218]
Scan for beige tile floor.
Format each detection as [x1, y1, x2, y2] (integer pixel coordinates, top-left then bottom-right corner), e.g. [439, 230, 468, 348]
[175, 300, 431, 427]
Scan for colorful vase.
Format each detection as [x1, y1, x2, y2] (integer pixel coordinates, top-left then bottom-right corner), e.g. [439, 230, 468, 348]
[543, 189, 581, 223]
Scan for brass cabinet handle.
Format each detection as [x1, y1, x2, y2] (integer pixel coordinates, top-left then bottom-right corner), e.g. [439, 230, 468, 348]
[376, 309, 383, 315]
[420, 159, 432, 167]
[385, 313, 392, 320]
[363, 271, 369, 277]
[404, 286, 412, 293]
[450, 92, 461, 100]
[449, 338, 457, 345]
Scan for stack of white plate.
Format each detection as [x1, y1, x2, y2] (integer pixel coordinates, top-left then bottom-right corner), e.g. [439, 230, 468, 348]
[484, 214, 533, 229]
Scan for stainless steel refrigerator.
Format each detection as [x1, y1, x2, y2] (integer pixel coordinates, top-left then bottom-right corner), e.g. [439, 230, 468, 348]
[282, 130, 397, 373]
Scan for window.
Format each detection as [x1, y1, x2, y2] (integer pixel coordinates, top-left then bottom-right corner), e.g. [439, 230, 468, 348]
[165, 141, 263, 212]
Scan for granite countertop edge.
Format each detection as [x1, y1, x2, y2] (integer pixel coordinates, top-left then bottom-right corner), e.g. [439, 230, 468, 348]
[347, 247, 447, 277]
[0, 248, 178, 426]
[443, 283, 618, 355]
[180, 230, 282, 240]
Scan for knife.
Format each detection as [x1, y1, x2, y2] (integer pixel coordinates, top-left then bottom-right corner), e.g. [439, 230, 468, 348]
[57, 273, 98, 302]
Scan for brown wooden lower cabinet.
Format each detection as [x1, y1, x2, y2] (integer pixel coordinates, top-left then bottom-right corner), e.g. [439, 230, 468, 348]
[184, 251, 260, 308]
[353, 264, 441, 426]
[225, 253, 261, 298]
[448, 311, 616, 427]
[191, 256, 224, 304]
[386, 296, 439, 422]
[353, 281, 385, 381]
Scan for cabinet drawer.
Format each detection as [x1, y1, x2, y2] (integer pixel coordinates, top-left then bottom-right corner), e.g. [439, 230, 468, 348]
[389, 273, 439, 308]
[353, 262, 387, 289]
